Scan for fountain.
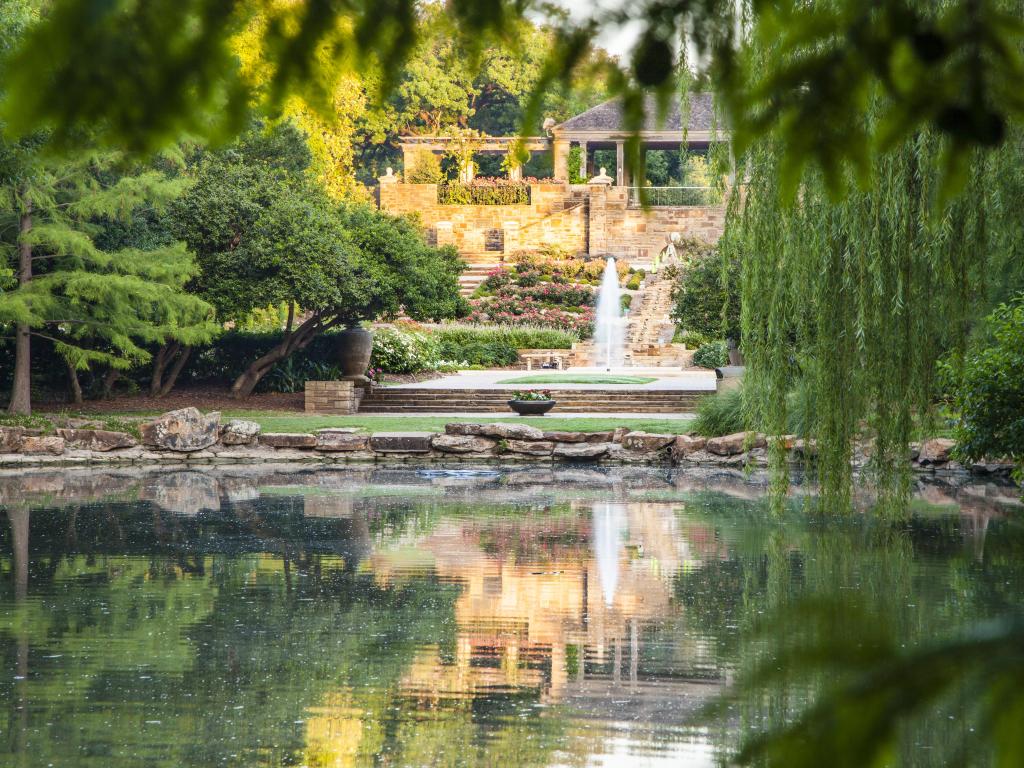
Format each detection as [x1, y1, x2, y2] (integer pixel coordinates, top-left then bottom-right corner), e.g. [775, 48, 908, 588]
[593, 257, 626, 370]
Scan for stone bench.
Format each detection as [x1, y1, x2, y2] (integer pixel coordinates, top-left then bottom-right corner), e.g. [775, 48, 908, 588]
[518, 349, 571, 370]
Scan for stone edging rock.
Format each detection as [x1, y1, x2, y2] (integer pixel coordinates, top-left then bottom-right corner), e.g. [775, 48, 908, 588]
[0, 410, 1016, 478]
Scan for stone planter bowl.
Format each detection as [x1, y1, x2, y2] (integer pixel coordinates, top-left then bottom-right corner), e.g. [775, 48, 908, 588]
[335, 326, 374, 379]
[508, 399, 556, 416]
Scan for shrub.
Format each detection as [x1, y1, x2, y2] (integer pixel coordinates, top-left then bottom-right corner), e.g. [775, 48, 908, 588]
[948, 297, 1024, 474]
[369, 326, 443, 373]
[405, 151, 444, 184]
[438, 178, 530, 205]
[567, 146, 586, 184]
[670, 241, 741, 339]
[433, 324, 576, 366]
[675, 330, 709, 348]
[626, 270, 645, 290]
[693, 340, 729, 369]
[690, 386, 745, 437]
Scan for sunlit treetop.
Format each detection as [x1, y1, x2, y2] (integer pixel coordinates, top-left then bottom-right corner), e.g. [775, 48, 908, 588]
[1, 0, 1023, 198]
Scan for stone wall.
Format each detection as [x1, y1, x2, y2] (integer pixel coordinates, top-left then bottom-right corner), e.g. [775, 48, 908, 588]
[379, 179, 586, 257]
[589, 186, 727, 260]
[378, 177, 726, 262]
[305, 380, 358, 415]
[1, 414, 1006, 482]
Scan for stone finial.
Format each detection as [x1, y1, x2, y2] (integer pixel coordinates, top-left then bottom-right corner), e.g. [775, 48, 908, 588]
[588, 167, 613, 185]
[379, 166, 397, 183]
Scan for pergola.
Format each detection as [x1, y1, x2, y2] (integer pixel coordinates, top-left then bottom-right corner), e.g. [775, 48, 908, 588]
[550, 93, 722, 186]
[396, 93, 725, 185]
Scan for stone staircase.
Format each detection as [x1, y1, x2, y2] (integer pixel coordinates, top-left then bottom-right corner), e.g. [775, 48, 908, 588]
[571, 265, 693, 368]
[458, 261, 500, 296]
[358, 388, 702, 414]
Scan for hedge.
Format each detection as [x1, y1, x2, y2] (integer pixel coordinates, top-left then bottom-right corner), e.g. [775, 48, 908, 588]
[438, 179, 530, 205]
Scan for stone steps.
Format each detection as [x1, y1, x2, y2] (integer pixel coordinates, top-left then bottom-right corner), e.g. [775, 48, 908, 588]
[359, 387, 703, 413]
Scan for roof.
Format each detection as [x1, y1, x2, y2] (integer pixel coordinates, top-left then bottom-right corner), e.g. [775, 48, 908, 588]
[554, 93, 718, 134]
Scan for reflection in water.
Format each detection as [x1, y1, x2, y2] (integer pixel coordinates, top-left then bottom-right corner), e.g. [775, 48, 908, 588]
[0, 465, 1021, 767]
[593, 501, 625, 606]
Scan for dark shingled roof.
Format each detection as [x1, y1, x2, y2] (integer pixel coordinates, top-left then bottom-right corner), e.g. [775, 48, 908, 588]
[555, 93, 718, 133]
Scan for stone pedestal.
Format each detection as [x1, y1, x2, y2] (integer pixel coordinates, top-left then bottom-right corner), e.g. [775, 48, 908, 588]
[305, 380, 357, 414]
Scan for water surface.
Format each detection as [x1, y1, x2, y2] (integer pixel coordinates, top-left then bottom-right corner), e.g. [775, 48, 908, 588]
[1, 465, 1021, 767]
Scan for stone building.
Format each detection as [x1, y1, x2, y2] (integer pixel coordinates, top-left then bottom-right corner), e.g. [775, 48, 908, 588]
[378, 93, 729, 289]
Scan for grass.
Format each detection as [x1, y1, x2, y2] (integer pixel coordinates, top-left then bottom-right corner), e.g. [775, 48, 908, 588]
[496, 374, 657, 385]
[221, 413, 694, 434]
[21, 409, 694, 436]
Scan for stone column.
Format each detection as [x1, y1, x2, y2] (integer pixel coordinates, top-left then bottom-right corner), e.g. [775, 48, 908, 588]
[553, 138, 569, 180]
[615, 141, 625, 186]
[377, 167, 398, 211]
[587, 169, 613, 255]
[578, 140, 588, 179]
[458, 159, 475, 184]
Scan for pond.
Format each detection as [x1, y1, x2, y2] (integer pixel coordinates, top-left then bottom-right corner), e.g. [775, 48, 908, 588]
[1, 465, 1021, 767]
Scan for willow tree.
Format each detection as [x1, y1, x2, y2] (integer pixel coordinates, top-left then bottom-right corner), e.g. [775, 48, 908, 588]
[719, 0, 1024, 509]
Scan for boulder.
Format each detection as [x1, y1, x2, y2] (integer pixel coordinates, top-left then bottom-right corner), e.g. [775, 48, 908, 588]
[0, 426, 43, 452]
[220, 419, 261, 446]
[792, 438, 818, 458]
[315, 430, 369, 452]
[259, 433, 317, 449]
[445, 423, 483, 436]
[55, 428, 137, 452]
[542, 430, 588, 443]
[478, 422, 545, 440]
[140, 408, 220, 452]
[553, 442, 610, 459]
[621, 431, 675, 453]
[431, 434, 497, 454]
[706, 431, 767, 456]
[918, 438, 956, 465]
[20, 436, 65, 455]
[506, 440, 555, 456]
[671, 435, 706, 460]
[370, 432, 435, 453]
[612, 427, 631, 443]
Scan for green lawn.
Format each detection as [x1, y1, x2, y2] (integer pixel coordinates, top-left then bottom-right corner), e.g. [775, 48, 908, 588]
[496, 374, 657, 385]
[221, 412, 694, 434]
[16, 409, 694, 436]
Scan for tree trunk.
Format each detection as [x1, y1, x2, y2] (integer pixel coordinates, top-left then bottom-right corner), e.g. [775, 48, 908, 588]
[8, 200, 32, 415]
[149, 343, 173, 396]
[156, 345, 192, 397]
[150, 341, 192, 397]
[229, 312, 330, 399]
[101, 369, 121, 399]
[66, 359, 83, 405]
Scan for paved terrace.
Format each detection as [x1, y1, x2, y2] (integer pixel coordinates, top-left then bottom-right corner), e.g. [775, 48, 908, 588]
[382, 369, 717, 391]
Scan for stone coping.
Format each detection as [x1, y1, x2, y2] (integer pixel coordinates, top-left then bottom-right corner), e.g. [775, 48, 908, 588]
[0, 415, 1014, 480]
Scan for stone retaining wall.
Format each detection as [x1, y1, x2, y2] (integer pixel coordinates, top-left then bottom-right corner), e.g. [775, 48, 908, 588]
[0, 410, 1014, 480]
[379, 180, 726, 260]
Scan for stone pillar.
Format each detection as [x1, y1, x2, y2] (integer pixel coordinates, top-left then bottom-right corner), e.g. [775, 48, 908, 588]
[507, 160, 522, 181]
[458, 159, 475, 184]
[400, 146, 416, 176]
[579, 140, 589, 177]
[378, 167, 398, 211]
[305, 380, 357, 414]
[615, 141, 625, 186]
[553, 138, 569, 180]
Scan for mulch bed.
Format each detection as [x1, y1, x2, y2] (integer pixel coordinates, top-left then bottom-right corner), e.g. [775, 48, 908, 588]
[36, 387, 305, 415]
[33, 371, 450, 415]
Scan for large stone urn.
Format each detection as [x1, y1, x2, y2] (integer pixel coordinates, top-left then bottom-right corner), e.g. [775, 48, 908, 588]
[335, 326, 374, 381]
